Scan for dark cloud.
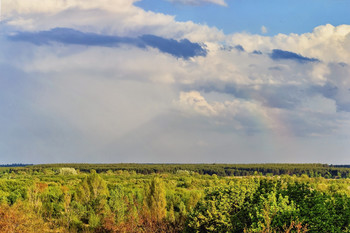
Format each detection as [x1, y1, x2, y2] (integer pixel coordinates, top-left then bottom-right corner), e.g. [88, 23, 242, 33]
[252, 50, 262, 55]
[270, 49, 320, 63]
[312, 83, 338, 99]
[139, 34, 207, 59]
[234, 45, 245, 52]
[337, 103, 350, 112]
[8, 27, 207, 59]
[268, 66, 284, 71]
[259, 86, 304, 109]
[220, 45, 245, 52]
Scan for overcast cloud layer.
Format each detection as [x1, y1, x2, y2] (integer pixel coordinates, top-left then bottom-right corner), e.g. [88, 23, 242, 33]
[1, 0, 350, 164]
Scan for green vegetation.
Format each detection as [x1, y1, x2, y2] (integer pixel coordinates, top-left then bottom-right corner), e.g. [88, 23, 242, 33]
[8, 163, 350, 178]
[1, 163, 350, 232]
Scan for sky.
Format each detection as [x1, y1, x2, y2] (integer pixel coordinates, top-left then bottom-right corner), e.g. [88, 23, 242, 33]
[0, 0, 350, 164]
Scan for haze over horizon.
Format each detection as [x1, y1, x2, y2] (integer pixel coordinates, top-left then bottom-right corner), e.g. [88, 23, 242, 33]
[1, 0, 350, 164]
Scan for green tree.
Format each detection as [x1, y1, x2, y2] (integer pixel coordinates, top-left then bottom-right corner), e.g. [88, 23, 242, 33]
[187, 180, 258, 232]
[74, 170, 109, 229]
[249, 192, 298, 232]
[146, 177, 167, 221]
[108, 184, 127, 224]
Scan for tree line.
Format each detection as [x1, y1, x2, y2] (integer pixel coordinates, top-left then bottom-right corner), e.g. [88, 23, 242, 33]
[3, 163, 350, 178]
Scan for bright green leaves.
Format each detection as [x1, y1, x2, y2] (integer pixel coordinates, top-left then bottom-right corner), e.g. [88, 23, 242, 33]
[146, 177, 167, 221]
[249, 192, 298, 232]
[187, 179, 258, 232]
[73, 170, 109, 230]
[108, 184, 127, 224]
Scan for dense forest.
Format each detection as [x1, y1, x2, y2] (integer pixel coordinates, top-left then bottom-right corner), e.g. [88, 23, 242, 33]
[5, 163, 350, 178]
[1, 164, 350, 232]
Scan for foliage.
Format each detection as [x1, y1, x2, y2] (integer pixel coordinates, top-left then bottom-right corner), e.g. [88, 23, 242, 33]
[0, 201, 50, 233]
[145, 177, 167, 221]
[1, 164, 350, 232]
[7, 163, 350, 178]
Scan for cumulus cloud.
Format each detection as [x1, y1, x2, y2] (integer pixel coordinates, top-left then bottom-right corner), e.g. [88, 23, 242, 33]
[3, 0, 225, 42]
[5, 23, 349, 138]
[2, 0, 138, 16]
[228, 24, 350, 63]
[1, 0, 350, 163]
[174, 90, 341, 137]
[176, 91, 220, 116]
[176, 91, 268, 121]
[320, 63, 350, 112]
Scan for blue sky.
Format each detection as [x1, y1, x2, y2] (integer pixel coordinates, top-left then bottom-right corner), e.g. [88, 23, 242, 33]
[137, 0, 350, 35]
[1, 0, 350, 164]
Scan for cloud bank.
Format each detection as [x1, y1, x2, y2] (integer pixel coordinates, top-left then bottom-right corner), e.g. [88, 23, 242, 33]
[1, 0, 350, 163]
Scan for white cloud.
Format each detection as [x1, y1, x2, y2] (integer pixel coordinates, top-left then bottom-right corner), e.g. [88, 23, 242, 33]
[2, 0, 138, 15]
[2, 0, 225, 42]
[261, 25, 267, 34]
[1, 0, 350, 162]
[175, 91, 288, 133]
[177, 91, 219, 116]
[228, 24, 350, 63]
